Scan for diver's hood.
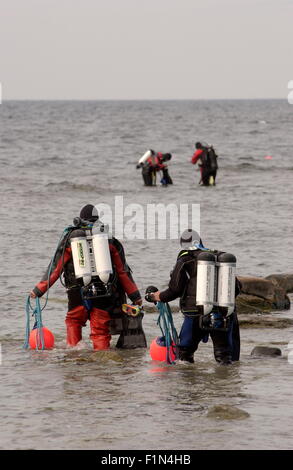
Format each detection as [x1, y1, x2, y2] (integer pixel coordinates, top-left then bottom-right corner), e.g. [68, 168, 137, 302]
[180, 229, 204, 250]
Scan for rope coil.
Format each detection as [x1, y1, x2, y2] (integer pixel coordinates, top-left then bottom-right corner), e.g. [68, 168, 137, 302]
[156, 301, 179, 364]
[23, 225, 74, 350]
[23, 296, 45, 350]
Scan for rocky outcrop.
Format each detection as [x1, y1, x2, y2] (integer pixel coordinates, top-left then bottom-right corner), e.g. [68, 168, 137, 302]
[265, 274, 293, 294]
[237, 276, 290, 313]
[236, 293, 272, 313]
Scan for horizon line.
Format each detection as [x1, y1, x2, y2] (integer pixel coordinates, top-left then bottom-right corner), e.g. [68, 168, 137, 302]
[1, 97, 288, 102]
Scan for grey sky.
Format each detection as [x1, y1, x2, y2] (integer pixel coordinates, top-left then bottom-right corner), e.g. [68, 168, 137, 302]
[0, 0, 292, 99]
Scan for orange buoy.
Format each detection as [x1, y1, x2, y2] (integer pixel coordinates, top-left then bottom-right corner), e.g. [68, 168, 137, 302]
[149, 336, 176, 362]
[264, 155, 272, 160]
[29, 327, 55, 350]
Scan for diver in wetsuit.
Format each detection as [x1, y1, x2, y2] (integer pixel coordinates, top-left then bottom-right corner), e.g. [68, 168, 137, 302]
[30, 204, 146, 350]
[191, 142, 218, 186]
[137, 150, 173, 186]
[147, 229, 241, 365]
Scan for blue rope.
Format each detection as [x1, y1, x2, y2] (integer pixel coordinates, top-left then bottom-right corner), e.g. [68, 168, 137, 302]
[24, 225, 74, 350]
[156, 301, 179, 364]
[42, 225, 74, 304]
[23, 296, 44, 350]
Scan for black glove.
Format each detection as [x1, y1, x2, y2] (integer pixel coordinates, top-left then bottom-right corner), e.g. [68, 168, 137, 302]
[145, 286, 158, 303]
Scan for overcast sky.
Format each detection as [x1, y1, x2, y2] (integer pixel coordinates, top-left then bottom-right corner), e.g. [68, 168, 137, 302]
[0, 0, 292, 99]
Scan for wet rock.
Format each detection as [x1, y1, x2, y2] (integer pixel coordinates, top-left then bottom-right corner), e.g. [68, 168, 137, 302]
[236, 294, 272, 313]
[63, 350, 123, 364]
[239, 315, 293, 329]
[237, 276, 290, 312]
[89, 350, 124, 363]
[251, 346, 282, 357]
[207, 405, 250, 420]
[265, 274, 293, 294]
[143, 305, 179, 314]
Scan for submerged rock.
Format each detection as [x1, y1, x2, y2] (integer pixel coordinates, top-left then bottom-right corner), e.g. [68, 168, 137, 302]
[207, 405, 250, 420]
[89, 350, 124, 363]
[63, 350, 123, 364]
[239, 315, 293, 329]
[251, 346, 282, 357]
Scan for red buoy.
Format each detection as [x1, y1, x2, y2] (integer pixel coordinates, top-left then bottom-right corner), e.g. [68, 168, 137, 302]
[29, 327, 55, 350]
[149, 336, 176, 362]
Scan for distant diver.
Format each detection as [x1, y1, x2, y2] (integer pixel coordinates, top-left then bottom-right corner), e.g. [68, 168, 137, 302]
[136, 149, 173, 186]
[191, 142, 218, 186]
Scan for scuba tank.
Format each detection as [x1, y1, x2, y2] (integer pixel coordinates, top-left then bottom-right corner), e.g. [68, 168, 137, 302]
[216, 252, 236, 315]
[206, 146, 218, 172]
[196, 252, 216, 315]
[92, 230, 113, 284]
[70, 229, 92, 286]
[196, 250, 237, 331]
[138, 149, 153, 166]
[200, 141, 218, 173]
[70, 220, 114, 299]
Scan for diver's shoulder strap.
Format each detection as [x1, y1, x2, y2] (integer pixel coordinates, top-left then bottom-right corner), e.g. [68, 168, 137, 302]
[177, 250, 190, 259]
[178, 248, 225, 265]
[68, 227, 86, 240]
[178, 248, 211, 259]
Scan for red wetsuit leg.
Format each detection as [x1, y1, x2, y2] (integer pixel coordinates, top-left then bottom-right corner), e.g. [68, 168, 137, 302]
[65, 305, 88, 346]
[89, 307, 112, 350]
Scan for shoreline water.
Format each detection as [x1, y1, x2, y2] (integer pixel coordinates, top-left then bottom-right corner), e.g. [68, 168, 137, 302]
[1, 99, 292, 450]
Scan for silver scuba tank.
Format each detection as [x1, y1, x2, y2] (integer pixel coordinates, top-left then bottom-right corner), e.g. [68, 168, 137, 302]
[70, 230, 92, 286]
[138, 150, 152, 166]
[91, 223, 113, 284]
[70, 223, 113, 286]
[196, 252, 216, 315]
[216, 253, 236, 315]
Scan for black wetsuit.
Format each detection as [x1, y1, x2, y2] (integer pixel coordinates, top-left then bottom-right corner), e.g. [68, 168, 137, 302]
[159, 248, 241, 364]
